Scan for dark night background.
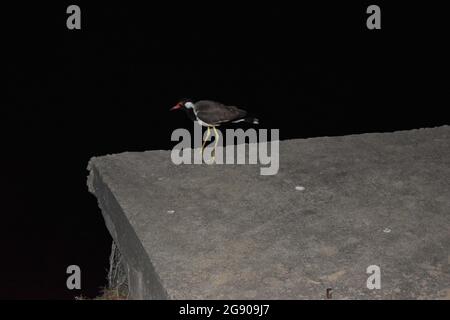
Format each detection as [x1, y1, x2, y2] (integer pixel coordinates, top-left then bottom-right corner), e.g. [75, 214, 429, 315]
[2, 2, 448, 299]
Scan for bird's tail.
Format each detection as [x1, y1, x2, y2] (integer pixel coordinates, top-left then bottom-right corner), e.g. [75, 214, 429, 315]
[233, 117, 259, 125]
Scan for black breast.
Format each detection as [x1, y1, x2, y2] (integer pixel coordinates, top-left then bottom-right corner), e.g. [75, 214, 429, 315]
[183, 107, 197, 121]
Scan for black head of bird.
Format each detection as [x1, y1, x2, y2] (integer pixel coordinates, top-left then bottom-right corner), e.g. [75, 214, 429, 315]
[170, 99, 194, 111]
[170, 99, 197, 122]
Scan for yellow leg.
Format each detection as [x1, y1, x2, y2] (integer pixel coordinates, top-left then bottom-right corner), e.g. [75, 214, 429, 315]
[212, 126, 219, 161]
[201, 126, 211, 156]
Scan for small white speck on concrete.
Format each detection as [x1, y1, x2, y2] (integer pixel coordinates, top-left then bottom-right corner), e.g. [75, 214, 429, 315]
[383, 228, 391, 233]
[295, 186, 305, 191]
[167, 210, 175, 214]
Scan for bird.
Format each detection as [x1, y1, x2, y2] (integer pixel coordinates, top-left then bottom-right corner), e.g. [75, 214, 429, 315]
[170, 99, 259, 161]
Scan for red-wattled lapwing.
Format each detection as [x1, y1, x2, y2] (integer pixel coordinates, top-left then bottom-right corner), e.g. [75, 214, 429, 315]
[170, 99, 259, 161]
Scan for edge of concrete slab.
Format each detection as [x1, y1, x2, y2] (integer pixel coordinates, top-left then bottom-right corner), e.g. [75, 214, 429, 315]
[87, 164, 170, 299]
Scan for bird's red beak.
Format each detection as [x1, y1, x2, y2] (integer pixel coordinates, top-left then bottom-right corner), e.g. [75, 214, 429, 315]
[170, 103, 182, 111]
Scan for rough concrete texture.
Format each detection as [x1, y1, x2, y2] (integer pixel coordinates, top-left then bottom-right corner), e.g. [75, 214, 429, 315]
[87, 126, 450, 299]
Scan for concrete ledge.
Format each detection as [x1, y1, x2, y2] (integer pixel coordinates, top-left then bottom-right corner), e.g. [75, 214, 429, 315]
[87, 126, 450, 299]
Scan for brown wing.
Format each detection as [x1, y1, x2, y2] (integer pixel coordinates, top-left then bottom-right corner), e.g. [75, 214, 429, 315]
[195, 100, 247, 125]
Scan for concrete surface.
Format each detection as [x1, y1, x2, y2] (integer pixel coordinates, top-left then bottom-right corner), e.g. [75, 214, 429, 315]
[87, 126, 450, 299]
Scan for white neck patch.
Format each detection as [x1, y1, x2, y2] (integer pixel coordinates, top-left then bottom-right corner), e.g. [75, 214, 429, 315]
[184, 102, 195, 109]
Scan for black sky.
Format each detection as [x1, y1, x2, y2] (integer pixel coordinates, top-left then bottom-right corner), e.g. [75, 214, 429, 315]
[2, 3, 448, 299]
